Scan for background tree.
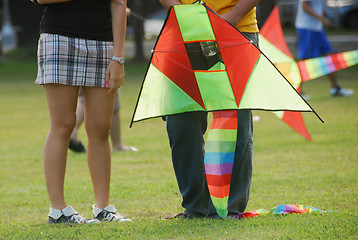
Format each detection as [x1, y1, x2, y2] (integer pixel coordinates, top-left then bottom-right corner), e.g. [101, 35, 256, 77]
[5, 0, 43, 48]
[128, 0, 162, 62]
[128, 0, 145, 62]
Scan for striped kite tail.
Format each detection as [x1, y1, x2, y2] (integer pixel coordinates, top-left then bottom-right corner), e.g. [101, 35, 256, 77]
[298, 50, 358, 82]
[204, 110, 238, 219]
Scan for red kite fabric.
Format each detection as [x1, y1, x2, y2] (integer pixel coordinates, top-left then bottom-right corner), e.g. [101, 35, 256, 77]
[259, 6, 312, 141]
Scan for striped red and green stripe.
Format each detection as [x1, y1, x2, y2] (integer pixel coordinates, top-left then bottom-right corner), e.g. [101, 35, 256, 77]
[298, 50, 358, 82]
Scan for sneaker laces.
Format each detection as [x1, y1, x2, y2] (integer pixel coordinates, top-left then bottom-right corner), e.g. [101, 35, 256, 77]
[101, 211, 122, 222]
[101, 210, 131, 222]
[93, 205, 131, 222]
[69, 214, 89, 223]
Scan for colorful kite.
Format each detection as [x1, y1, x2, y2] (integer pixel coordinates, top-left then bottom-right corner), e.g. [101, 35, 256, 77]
[235, 204, 324, 219]
[131, 3, 322, 218]
[259, 6, 358, 140]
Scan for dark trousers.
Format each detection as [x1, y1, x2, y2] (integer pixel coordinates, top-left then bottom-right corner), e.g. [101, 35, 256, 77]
[166, 110, 253, 217]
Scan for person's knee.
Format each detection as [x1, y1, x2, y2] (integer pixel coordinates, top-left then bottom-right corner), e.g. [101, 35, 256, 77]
[85, 119, 112, 140]
[51, 115, 77, 138]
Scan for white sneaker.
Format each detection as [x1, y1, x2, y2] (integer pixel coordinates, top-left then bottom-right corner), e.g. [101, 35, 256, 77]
[331, 87, 354, 97]
[48, 206, 100, 224]
[93, 205, 131, 222]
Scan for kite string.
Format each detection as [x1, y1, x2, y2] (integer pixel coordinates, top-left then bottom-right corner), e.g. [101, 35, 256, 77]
[151, 41, 253, 53]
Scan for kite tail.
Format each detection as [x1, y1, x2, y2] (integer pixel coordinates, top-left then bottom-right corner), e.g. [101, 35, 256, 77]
[236, 204, 324, 219]
[298, 50, 358, 82]
[204, 110, 238, 219]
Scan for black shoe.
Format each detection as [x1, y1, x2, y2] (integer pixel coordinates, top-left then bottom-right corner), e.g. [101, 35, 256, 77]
[48, 206, 99, 224]
[207, 214, 225, 220]
[226, 213, 240, 219]
[69, 139, 86, 153]
[207, 213, 238, 220]
[163, 210, 204, 220]
[163, 211, 189, 220]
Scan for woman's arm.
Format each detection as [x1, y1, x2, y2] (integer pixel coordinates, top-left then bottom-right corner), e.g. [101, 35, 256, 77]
[220, 0, 261, 26]
[111, 0, 127, 59]
[106, 0, 127, 93]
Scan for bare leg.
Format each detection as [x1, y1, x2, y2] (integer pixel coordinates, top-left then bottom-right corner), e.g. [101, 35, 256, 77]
[70, 95, 85, 142]
[111, 110, 138, 152]
[328, 72, 339, 88]
[43, 84, 79, 209]
[83, 87, 116, 209]
[110, 110, 122, 150]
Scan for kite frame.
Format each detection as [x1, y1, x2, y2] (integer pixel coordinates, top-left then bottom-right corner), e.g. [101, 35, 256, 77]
[130, 3, 323, 127]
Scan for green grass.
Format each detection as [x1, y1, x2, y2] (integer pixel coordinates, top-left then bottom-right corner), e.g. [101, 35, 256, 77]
[0, 56, 357, 239]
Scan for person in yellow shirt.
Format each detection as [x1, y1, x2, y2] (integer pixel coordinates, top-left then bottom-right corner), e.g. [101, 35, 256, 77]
[179, 0, 259, 32]
[160, 0, 260, 219]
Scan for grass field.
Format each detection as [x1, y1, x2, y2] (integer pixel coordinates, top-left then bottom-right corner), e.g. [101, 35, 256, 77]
[0, 55, 357, 239]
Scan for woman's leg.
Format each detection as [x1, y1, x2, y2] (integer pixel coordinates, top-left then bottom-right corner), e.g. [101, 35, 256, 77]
[43, 84, 79, 209]
[82, 87, 116, 209]
[70, 94, 85, 142]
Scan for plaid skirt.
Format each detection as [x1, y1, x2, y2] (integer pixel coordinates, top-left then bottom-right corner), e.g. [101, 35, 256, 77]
[35, 33, 113, 87]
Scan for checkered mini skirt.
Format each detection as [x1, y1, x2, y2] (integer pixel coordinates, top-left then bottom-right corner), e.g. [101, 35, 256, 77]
[35, 33, 113, 87]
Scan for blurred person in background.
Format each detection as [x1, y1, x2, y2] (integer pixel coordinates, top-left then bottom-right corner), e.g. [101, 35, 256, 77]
[295, 0, 354, 97]
[69, 89, 138, 153]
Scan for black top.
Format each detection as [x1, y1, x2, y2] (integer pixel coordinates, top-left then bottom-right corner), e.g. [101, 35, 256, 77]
[39, 0, 113, 41]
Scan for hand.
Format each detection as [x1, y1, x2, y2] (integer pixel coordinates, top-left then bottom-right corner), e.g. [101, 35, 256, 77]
[105, 61, 125, 94]
[321, 17, 332, 28]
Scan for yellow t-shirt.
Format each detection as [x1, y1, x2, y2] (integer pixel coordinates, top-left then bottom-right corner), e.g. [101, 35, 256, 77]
[180, 0, 258, 32]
